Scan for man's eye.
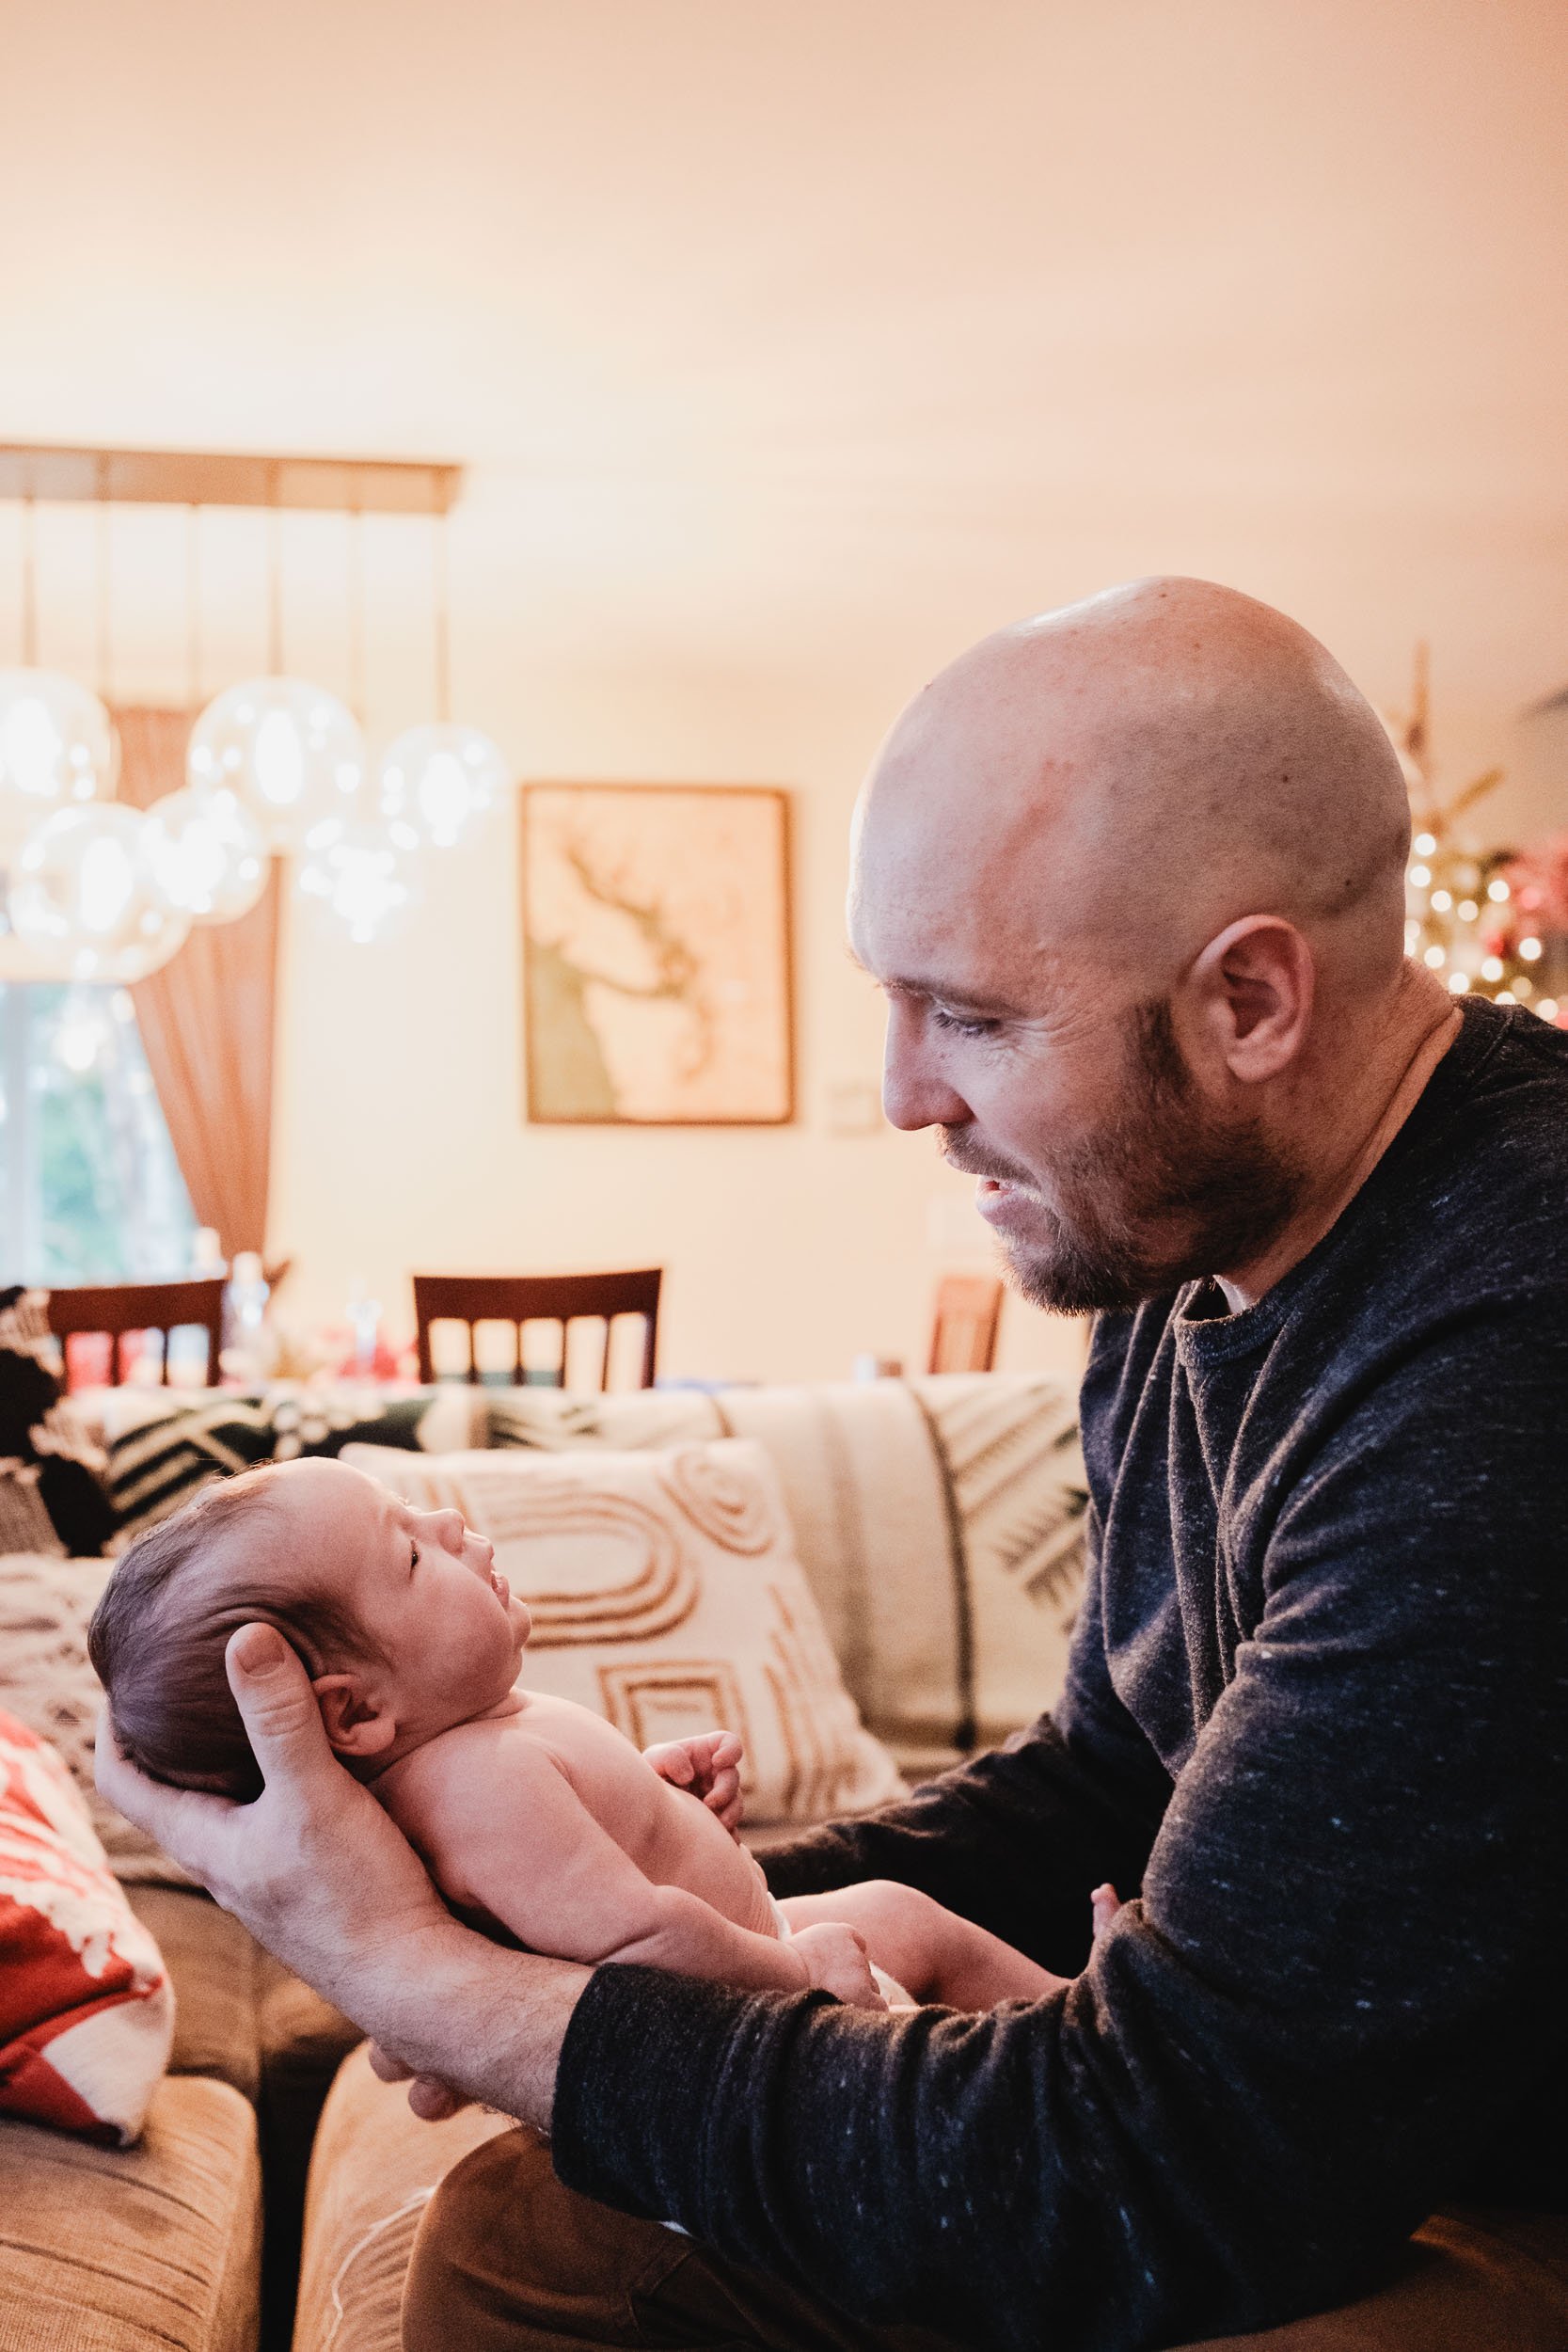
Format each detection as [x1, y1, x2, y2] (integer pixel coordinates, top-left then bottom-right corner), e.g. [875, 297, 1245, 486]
[933, 1009, 1000, 1040]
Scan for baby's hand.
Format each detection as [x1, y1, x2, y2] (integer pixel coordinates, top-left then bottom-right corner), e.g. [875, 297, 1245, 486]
[1090, 1883, 1123, 1942]
[642, 1730, 745, 1836]
[790, 1920, 888, 2010]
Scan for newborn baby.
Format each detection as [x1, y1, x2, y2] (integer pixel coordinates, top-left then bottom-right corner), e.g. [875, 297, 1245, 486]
[89, 1459, 1112, 2010]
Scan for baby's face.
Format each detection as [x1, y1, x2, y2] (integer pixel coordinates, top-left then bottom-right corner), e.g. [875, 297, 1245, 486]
[263, 1459, 530, 1742]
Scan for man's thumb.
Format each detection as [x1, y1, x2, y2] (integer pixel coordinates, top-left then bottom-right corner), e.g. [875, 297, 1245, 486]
[225, 1621, 324, 1766]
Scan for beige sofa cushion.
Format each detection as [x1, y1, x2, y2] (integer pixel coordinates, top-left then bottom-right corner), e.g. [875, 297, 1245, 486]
[0, 2073, 261, 2352]
[292, 2044, 506, 2352]
[341, 1438, 907, 1824]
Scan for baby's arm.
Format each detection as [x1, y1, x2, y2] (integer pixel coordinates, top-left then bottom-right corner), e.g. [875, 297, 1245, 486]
[641, 1729, 744, 1834]
[388, 1729, 881, 2005]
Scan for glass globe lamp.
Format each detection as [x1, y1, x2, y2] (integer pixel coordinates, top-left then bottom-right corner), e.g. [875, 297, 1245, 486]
[8, 803, 190, 980]
[0, 672, 118, 858]
[144, 784, 269, 924]
[188, 677, 363, 852]
[296, 812, 420, 946]
[376, 722, 506, 850]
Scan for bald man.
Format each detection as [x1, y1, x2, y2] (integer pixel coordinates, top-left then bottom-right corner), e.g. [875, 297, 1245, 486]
[100, 581, 1568, 2351]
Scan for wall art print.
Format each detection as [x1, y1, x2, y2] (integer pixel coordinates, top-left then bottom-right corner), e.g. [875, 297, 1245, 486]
[520, 783, 794, 1125]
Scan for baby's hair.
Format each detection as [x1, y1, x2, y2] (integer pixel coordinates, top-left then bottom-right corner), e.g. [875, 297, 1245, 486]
[88, 1468, 385, 1802]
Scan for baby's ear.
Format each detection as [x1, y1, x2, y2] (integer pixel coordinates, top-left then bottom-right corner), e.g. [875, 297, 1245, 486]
[312, 1672, 397, 1758]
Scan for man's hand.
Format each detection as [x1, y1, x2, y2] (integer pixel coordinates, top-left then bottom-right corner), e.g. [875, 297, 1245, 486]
[96, 1622, 589, 2129]
[642, 1730, 745, 1835]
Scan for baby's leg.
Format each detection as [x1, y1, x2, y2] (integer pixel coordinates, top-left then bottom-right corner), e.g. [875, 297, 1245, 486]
[777, 1883, 1069, 2009]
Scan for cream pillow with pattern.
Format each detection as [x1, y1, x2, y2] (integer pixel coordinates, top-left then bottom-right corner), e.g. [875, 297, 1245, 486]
[340, 1438, 906, 1825]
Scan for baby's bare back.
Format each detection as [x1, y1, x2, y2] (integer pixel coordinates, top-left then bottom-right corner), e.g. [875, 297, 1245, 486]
[375, 1690, 777, 1944]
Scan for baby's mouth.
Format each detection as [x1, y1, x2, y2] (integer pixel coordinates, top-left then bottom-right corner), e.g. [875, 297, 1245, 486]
[490, 1567, 510, 1604]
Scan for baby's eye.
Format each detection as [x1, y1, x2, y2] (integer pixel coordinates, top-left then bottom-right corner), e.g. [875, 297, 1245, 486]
[409, 1541, 419, 1577]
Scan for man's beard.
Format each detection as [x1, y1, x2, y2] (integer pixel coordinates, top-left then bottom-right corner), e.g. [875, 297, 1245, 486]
[944, 999, 1307, 1315]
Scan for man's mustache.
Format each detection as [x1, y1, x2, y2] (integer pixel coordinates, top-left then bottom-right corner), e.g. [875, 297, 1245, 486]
[937, 1127, 1037, 1189]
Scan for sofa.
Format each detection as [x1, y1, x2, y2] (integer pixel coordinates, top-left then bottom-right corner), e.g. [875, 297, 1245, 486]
[0, 1368, 1085, 2352]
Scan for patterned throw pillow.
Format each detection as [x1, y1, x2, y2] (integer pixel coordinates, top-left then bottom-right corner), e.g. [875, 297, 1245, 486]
[481, 1372, 1087, 1772]
[341, 1439, 907, 1825]
[103, 1382, 482, 1540]
[0, 1288, 118, 1555]
[0, 1552, 195, 1886]
[0, 1709, 174, 2142]
[0, 1459, 64, 1556]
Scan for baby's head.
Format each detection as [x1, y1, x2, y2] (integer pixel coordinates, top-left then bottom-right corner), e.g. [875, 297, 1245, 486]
[88, 1456, 530, 1799]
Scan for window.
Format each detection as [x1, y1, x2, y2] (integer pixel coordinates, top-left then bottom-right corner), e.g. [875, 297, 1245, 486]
[0, 983, 196, 1284]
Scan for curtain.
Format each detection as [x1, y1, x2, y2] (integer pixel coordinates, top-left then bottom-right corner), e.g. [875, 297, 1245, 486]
[114, 707, 281, 1259]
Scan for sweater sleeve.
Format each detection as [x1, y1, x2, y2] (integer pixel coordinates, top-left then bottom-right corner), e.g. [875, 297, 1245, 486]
[761, 1507, 1172, 1974]
[551, 1297, 1568, 2352]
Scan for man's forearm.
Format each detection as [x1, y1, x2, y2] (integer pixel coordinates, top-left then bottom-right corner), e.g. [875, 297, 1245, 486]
[339, 1919, 592, 2132]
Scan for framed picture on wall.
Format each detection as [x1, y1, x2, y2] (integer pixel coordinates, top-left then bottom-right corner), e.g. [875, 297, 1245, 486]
[520, 783, 795, 1125]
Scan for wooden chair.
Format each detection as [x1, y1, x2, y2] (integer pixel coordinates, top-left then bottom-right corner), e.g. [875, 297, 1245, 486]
[45, 1276, 227, 1390]
[927, 1272, 1004, 1375]
[413, 1269, 663, 1391]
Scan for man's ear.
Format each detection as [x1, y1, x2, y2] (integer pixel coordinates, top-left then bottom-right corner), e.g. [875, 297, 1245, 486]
[1183, 915, 1315, 1086]
[312, 1672, 398, 1759]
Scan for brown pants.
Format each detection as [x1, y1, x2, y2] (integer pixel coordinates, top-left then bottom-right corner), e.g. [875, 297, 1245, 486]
[402, 2125, 1568, 2352]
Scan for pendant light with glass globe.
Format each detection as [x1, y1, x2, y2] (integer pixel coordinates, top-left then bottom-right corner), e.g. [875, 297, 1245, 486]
[186, 473, 364, 852]
[143, 507, 269, 925]
[3, 468, 189, 982]
[0, 493, 118, 867]
[0, 444, 503, 962]
[375, 508, 506, 850]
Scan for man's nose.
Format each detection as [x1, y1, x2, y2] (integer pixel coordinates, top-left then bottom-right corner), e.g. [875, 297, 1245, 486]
[881, 1001, 971, 1133]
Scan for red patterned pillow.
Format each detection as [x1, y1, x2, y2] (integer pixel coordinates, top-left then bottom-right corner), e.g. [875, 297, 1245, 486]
[0, 1708, 173, 2142]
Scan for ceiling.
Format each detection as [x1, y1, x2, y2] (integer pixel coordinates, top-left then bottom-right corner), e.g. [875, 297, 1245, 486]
[3, 1, 1565, 785]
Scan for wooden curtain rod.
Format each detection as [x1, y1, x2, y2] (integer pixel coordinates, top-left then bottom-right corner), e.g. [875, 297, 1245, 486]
[0, 445, 462, 515]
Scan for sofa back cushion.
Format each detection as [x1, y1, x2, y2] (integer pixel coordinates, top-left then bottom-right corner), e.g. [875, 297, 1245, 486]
[341, 1438, 907, 1825]
[0, 1709, 174, 2142]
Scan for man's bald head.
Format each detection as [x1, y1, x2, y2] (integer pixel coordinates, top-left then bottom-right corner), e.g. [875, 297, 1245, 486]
[852, 579, 1438, 1315]
[853, 576, 1410, 1005]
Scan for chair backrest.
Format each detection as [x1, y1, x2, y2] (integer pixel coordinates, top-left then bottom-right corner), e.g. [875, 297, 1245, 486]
[927, 1271, 1004, 1376]
[45, 1277, 227, 1389]
[412, 1269, 663, 1391]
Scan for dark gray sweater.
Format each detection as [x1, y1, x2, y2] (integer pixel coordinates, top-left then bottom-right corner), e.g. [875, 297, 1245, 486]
[554, 997, 1568, 2349]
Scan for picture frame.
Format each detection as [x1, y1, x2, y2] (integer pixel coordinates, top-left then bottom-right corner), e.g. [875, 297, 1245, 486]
[519, 783, 795, 1126]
